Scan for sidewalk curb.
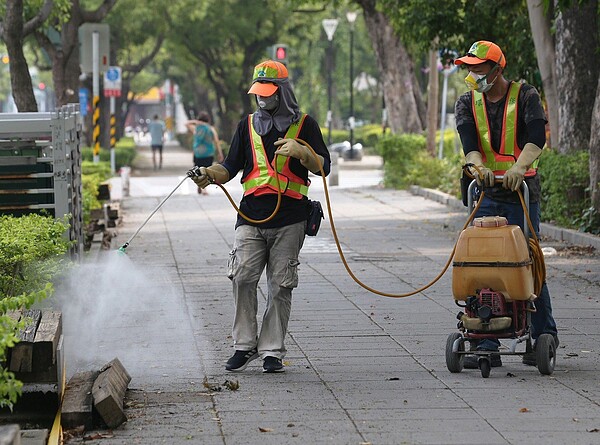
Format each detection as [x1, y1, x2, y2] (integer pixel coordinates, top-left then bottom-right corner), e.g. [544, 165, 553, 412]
[409, 185, 600, 250]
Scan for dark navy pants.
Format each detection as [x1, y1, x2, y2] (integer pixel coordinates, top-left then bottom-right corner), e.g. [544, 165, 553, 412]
[473, 196, 558, 350]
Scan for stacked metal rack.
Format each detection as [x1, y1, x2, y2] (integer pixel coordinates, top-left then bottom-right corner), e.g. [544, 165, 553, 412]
[0, 104, 84, 258]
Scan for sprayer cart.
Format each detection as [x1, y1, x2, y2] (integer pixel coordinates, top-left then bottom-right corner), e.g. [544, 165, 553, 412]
[445, 179, 556, 378]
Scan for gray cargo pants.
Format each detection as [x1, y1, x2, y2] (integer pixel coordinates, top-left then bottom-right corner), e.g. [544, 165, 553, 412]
[227, 221, 306, 359]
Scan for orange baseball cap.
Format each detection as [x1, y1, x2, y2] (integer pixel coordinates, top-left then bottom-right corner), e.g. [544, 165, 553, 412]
[454, 41, 506, 68]
[247, 60, 288, 96]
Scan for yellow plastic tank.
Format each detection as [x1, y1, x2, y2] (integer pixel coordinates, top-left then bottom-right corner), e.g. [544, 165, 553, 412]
[452, 216, 534, 301]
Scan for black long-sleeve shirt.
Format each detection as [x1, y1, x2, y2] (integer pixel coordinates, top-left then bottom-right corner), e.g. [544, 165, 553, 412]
[455, 82, 547, 203]
[223, 114, 330, 229]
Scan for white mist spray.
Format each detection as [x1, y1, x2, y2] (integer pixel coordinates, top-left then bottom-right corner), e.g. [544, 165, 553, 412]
[54, 251, 205, 388]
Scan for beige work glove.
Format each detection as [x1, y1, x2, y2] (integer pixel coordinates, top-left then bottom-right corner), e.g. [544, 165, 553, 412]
[274, 138, 324, 174]
[465, 151, 495, 187]
[502, 142, 542, 192]
[192, 164, 230, 189]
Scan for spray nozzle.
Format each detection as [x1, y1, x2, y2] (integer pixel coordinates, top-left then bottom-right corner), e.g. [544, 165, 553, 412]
[187, 166, 202, 178]
[186, 166, 214, 184]
[117, 243, 128, 255]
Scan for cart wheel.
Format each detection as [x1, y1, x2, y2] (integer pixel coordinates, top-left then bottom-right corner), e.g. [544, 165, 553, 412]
[445, 333, 464, 373]
[536, 333, 556, 375]
[479, 357, 491, 378]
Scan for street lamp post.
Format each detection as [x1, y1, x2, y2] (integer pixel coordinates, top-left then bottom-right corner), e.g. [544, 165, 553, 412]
[346, 11, 357, 160]
[322, 19, 339, 147]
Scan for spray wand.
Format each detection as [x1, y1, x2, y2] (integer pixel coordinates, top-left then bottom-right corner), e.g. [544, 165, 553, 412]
[118, 167, 205, 254]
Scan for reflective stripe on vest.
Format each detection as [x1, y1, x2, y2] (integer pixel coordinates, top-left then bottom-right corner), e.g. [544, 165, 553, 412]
[472, 82, 537, 176]
[243, 114, 309, 199]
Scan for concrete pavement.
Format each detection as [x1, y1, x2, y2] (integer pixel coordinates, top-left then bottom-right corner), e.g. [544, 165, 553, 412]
[66, 142, 600, 445]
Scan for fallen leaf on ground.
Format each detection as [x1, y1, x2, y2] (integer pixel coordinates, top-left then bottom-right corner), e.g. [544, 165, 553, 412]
[259, 427, 274, 432]
[519, 408, 530, 413]
[223, 379, 240, 391]
[203, 376, 222, 392]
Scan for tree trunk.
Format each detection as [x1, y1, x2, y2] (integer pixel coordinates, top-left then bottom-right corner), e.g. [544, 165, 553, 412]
[526, 0, 558, 148]
[590, 75, 600, 213]
[3, 0, 37, 111]
[554, 0, 599, 153]
[356, 0, 425, 134]
[426, 48, 439, 156]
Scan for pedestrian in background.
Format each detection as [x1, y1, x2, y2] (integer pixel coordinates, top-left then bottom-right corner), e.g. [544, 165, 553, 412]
[186, 112, 223, 194]
[454, 40, 559, 369]
[148, 114, 166, 171]
[192, 60, 331, 373]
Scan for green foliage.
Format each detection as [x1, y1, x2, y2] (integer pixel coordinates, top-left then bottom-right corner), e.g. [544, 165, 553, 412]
[378, 132, 461, 196]
[0, 215, 70, 298]
[380, 0, 542, 90]
[538, 149, 593, 230]
[0, 214, 70, 409]
[575, 207, 600, 235]
[81, 137, 137, 171]
[80, 161, 113, 226]
[81, 161, 112, 179]
[355, 124, 383, 149]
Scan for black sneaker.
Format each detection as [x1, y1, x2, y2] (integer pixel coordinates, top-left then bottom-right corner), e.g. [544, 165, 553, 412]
[263, 356, 284, 373]
[464, 353, 502, 369]
[225, 348, 258, 372]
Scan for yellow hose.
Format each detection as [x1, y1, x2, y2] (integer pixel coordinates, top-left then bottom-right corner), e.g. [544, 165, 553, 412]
[210, 141, 545, 299]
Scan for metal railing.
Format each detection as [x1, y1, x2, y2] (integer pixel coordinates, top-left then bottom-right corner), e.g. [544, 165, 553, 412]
[0, 104, 84, 259]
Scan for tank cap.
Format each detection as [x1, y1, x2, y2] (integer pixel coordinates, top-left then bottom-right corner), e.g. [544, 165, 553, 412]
[473, 216, 508, 227]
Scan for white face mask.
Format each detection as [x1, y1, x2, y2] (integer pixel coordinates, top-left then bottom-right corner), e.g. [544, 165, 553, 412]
[257, 94, 279, 111]
[465, 66, 498, 93]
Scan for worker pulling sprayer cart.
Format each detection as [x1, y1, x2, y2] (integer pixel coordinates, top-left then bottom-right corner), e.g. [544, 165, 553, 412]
[117, 142, 554, 378]
[118, 53, 555, 377]
[446, 175, 555, 378]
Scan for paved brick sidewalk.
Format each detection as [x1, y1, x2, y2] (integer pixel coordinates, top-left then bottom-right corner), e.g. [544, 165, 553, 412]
[67, 143, 600, 445]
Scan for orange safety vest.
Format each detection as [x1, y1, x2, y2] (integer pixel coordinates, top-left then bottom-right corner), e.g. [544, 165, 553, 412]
[472, 82, 538, 176]
[242, 114, 310, 199]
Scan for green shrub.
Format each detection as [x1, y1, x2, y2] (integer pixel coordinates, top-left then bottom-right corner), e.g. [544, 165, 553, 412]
[378, 132, 461, 197]
[0, 214, 70, 298]
[80, 161, 112, 226]
[81, 161, 112, 179]
[538, 149, 591, 229]
[379, 133, 426, 189]
[355, 124, 383, 149]
[81, 136, 137, 170]
[0, 214, 71, 409]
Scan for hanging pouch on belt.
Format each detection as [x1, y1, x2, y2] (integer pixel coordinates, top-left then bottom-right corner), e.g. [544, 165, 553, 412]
[306, 200, 324, 236]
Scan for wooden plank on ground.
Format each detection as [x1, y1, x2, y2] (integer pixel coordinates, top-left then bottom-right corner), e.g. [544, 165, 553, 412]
[9, 309, 42, 373]
[0, 424, 20, 445]
[62, 371, 99, 430]
[92, 358, 131, 429]
[20, 429, 48, 445]
[32, 311, 62, 372]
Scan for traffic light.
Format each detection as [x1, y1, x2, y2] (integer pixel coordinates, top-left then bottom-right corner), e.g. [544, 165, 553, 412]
[273, 44, 288, 65]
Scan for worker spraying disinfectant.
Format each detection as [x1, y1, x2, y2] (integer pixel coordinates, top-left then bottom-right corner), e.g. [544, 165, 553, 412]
[119, 55, 552, 378]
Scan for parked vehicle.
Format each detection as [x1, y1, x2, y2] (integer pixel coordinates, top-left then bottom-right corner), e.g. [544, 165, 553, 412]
[328, 141, 363, 161]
